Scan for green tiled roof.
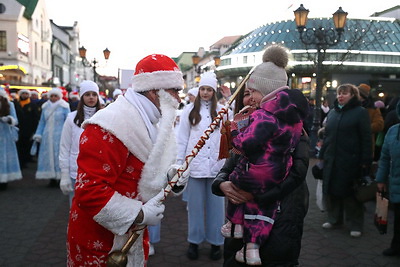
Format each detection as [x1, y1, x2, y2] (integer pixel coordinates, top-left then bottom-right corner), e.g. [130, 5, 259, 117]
[228, 17, 400, 54]
[16, 0, 39, 19]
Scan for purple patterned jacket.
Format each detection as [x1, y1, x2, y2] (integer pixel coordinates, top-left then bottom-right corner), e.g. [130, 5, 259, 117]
[229, 88, 309, 195]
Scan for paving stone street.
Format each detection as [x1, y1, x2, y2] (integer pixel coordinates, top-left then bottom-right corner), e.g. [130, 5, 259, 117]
[0, 159, 399, 266]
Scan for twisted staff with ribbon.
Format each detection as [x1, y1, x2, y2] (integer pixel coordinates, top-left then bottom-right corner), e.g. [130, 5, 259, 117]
[106, 67, 255, 267]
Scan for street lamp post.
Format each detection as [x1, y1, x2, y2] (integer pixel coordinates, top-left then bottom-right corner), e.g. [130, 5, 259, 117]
[78, 46, 111, 82]
[293, 4, 347, 154]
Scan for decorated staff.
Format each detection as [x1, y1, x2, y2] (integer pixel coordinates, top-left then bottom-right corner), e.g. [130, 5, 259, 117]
[107, 66, 255, 267]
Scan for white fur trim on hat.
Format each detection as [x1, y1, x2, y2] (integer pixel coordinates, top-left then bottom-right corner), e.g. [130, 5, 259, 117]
[132, 54, 184, 92]
[18, 89, 31, 96]
[188, 87, 199, 96]
[113, 89, 123, 98]
[48, 88, 63, 98]
[79, 80, 99, 97]
[199, 72, 217, 91]
[132, 71, 184, 92]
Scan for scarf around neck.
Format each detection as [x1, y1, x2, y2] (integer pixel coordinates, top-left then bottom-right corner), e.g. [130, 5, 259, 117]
[83, 105, 97, 120]
[19, 98, 30, 108]
[124, 89, 161, 143]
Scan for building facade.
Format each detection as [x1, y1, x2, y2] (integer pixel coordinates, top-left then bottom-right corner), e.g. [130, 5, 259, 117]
[217, 8, 400, 105]
[0, 0, 53, 86]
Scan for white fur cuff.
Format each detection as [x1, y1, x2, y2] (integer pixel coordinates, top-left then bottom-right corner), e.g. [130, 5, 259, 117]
[93, 192, 142, 235]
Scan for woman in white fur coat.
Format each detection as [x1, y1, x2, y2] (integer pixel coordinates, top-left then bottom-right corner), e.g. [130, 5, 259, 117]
[33, 88, 70, 185]
[176, 72, 227, 261]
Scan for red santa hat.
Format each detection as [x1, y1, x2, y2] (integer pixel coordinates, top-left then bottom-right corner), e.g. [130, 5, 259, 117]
[30, 90, 39, 97]
[18, 89, 31, 96]
[132, 54, 184, 92]
[69, 91, 80, 100]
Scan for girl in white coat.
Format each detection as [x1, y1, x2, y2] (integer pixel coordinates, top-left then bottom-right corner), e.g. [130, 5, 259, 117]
[59, 81, 101, 205]
[177, 72, 227, 261]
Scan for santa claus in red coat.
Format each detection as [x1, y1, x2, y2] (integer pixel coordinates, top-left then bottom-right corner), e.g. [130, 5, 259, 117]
[67, 54, 184, 266]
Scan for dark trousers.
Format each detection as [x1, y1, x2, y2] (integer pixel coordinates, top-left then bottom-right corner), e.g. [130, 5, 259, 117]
[16, 137, 33, 166]
[326, 194, 364, 231]
[391, 203, 400, 250]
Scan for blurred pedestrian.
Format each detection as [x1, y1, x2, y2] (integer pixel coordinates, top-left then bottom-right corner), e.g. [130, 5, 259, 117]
[321, 99, 330, 126]
[176, 72, 227, 261]
[376, 101, 400, 256]
[358, 83, 384, 159]
[13, 89, 40, 168]
[319, 83, 372, 238]
[67, 54, 187, 266]
[33, 88, 70, 187]
[113, 88, 123, 101]
[30, 90, 40, 104]
[384, 97, 400, 134]
[186, 87, 198, 104]
[59, 81, 101, 205]
[68, 91, 80, 111]
[0, 88, 22, 190]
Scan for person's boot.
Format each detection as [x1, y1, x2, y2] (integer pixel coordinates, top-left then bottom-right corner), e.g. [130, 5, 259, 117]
[210, 245, 221, 260]
[187, 243, 198, 260]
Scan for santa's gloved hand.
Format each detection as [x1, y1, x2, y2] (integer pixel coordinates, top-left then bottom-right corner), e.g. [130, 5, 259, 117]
[167, 164, 190, 187]
[32, 134, 42, 143]
[138, 190, 165, 226]
[60, 172, 73, 195]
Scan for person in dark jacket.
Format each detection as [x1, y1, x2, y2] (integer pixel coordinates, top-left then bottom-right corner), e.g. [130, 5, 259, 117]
[376, 101, 400, 256]
[212, 131, 309, 267]
[383, 97, 400, 134]
[319, 83, 372, 238]
[13, 89, 40, 168]
[358, 83, 384, 158]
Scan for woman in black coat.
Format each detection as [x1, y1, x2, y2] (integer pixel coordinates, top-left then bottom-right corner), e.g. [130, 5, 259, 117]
[318, 83, 372, 237]
[212, 131, 310, 266]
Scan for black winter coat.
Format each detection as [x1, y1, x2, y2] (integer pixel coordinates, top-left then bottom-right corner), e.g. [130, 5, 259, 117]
[319, 97, 372, 197]
[212, 132, 310, 266]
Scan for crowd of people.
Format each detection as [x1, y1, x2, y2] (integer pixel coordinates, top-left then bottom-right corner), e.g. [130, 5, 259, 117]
[0, 44, 399, 267]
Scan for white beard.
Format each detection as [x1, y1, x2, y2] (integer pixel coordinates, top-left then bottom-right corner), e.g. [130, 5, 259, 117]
[138, 90, 179, 202]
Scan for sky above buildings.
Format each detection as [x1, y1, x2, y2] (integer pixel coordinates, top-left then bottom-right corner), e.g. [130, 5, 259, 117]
[46, 0, 399, 77]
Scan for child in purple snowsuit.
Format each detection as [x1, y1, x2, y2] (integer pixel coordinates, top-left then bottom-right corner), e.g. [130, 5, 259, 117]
[221, 45, 309, 265]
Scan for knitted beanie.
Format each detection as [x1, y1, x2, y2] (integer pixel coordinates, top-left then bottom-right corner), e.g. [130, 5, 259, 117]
[247, 45, 289, 96]
[79, 80, 99, 97]
[199, 72, 217, 91]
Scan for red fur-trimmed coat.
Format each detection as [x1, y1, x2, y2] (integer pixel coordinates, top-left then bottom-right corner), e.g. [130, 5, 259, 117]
[66, 95, 177, 266]
[67, 124, 150, 266]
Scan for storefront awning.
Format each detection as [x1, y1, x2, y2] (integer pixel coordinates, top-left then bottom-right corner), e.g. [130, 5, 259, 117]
[0, 65, 27, 77]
